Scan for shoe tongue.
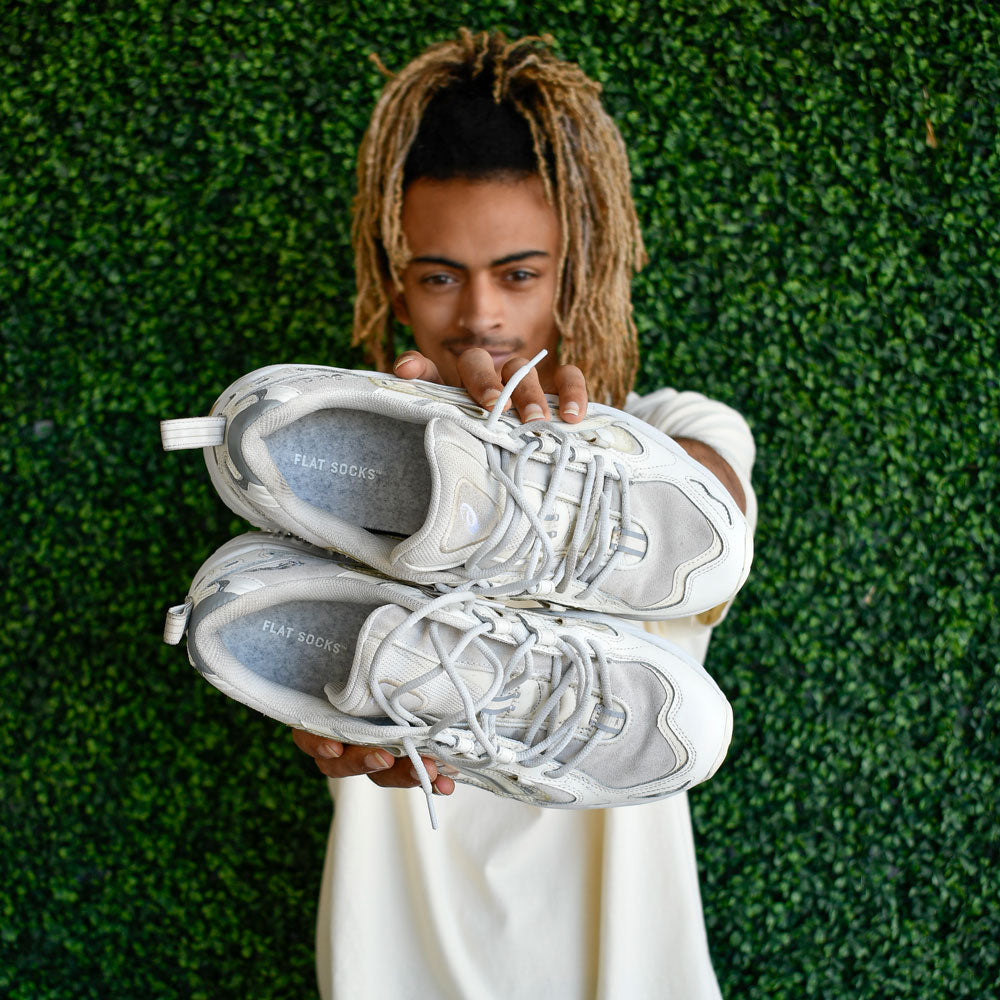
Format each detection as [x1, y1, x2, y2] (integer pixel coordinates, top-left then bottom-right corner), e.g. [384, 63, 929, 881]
[391, 418, 607, 579]
[328, 602, 500, 719]
[391, 418, 508, 570]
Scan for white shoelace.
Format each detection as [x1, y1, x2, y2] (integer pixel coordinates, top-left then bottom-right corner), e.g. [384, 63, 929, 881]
[460, 349, 634, 603]
[366, 589, 620, 829]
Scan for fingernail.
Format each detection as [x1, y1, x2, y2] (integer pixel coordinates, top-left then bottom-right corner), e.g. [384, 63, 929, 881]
[481, 390, 501, 408]
[561, 401, 580, 418]
[316, 741, 342, 759]
[524, 404, 545, 422]
[365, 751, 391, 771]
[393, 356, 418, 372]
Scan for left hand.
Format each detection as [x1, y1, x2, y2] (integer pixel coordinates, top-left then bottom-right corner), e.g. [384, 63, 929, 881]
[291, 729, 457, 796]
[393, 348, 589, 425]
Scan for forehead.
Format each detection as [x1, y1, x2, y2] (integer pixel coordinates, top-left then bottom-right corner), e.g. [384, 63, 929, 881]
[401, 176, 560, 264]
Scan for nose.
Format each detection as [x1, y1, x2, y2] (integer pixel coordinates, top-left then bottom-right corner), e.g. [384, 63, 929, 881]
[458, 273, 502, 336]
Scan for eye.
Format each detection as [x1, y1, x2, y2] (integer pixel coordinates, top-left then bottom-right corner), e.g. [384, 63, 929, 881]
[505, 268, 537, 283]
[419, 272, 458, 287]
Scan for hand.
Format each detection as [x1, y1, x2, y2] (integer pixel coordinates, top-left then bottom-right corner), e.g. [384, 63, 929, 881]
[392, 348, 589, 425]
[291, 728, 456, 796]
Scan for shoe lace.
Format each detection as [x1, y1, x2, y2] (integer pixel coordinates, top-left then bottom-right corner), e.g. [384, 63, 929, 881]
[367, 589, 620, 829]
[462, 350, 634, 603]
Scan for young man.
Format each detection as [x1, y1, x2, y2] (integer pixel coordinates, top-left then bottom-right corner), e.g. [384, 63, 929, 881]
[293, 30, 756, 998]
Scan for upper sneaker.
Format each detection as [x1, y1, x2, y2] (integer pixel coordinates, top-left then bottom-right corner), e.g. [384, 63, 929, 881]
[161, 360, 752, 620]
[164, 533, 734, 827]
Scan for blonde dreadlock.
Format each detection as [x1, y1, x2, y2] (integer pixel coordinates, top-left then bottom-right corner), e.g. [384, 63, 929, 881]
[352, 28, 646, 408]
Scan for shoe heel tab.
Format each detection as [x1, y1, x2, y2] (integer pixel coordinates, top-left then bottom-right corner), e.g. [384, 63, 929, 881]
[163, 599, 193, 645]
[160, 417, 226, 451]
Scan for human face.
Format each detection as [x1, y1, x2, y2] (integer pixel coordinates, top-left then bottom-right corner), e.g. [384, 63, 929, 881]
[390, 175, 561, 392]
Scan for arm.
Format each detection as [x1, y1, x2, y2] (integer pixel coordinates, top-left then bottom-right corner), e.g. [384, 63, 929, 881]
[292, 370, 756, 786]
[674, 437, 746, 514]
[626, 385, 756, 529]
[673, 436, 749, 627]
[628, 386, 757, 626]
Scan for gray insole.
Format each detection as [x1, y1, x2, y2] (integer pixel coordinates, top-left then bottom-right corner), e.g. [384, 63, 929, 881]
[267, 409, 431, 536]
[219, 600, 379, 697]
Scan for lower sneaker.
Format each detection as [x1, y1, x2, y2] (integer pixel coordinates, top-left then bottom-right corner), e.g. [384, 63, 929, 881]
[160, 358, 752, 620]
[164, 533, 734, 827]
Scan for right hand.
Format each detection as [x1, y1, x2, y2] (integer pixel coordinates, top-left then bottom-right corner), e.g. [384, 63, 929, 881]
[291, 729, 456, 796]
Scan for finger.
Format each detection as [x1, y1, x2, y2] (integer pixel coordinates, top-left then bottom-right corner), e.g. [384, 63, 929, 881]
[500, 356, 551, 423]
[553, 364, 588, 423]
[393, 351, 442, 384]
[292, 728, 344, 761]
[310, 743, 395, 780]
[368, 755, 441, 789]
[455, 348, 507, 410]
[432, 774, 456, 796]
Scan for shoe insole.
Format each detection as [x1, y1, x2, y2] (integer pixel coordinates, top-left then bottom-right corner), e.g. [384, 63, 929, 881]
[219, 600, 380, 697]
[267, 410, 431, 537]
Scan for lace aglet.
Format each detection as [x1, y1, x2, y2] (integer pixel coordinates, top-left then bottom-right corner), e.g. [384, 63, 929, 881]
[402, 738, 440, 831]
[486, 349, 550, 428]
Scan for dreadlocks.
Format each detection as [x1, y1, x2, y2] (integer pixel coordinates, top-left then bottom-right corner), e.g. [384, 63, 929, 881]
[352, 29, 646, 408]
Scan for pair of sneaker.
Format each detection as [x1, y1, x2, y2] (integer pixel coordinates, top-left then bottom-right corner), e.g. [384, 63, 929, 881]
[162, 357, 751, 827]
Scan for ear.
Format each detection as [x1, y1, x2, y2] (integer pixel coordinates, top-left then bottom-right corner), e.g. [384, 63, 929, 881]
[386, 279, 410, 326]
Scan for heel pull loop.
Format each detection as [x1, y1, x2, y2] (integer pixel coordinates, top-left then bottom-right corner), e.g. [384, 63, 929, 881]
[163, 599, 193, 645]
[160, 417, 226, 451]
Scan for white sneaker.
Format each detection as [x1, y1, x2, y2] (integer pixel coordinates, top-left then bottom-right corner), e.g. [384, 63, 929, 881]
[161, 356, 751, 619]
[164, 533, 733, 827]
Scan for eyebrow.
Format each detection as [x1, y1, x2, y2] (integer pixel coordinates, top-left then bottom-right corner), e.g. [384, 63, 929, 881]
[409, 250, 550, 270]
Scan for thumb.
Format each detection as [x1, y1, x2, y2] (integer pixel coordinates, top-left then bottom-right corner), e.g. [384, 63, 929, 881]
[393, 351, 442, 384]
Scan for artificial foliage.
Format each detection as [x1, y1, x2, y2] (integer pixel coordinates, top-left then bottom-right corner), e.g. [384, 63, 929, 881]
[3, 1, 998, 997]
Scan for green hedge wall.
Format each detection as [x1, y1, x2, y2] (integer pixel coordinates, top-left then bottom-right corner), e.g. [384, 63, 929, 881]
[3, 2, 998, 997]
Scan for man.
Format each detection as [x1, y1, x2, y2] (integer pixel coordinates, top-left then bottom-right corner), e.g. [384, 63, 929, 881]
[293, 30, 756, 998]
